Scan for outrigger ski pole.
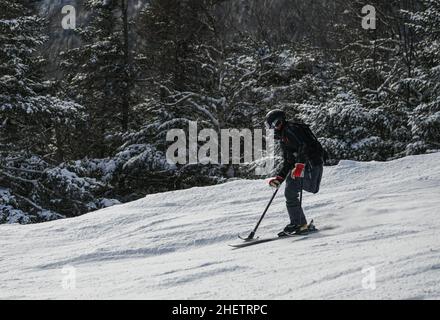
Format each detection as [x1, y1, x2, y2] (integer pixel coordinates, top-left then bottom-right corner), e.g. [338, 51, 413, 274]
[239, 186, 280, 241]
[238, 172, 303, 241]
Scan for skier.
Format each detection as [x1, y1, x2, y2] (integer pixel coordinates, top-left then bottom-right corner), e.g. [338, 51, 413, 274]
[265, 109, 326, 236]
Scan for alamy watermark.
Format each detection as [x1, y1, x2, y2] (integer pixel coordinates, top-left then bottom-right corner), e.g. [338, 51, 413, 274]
[61, 5, 76, 30]
[60, 4, 376, 31]
[362, 5, 377, 30]
[361, 266, 376, 290]
[61, 265, 77, 290]
[166, 121, 275, 176]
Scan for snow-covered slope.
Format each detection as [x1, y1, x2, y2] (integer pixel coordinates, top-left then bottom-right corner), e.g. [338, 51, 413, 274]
[1, 153, 440, 299]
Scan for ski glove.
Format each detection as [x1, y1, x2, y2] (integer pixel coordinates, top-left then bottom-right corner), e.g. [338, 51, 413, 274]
[291, 163, 305, 179]
[268, 176, 284, 188]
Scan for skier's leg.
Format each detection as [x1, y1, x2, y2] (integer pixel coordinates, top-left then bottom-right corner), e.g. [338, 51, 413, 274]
[284, 174, 307, 225]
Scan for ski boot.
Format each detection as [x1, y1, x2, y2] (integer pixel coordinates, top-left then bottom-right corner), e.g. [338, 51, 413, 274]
[278, 220, 317, 237]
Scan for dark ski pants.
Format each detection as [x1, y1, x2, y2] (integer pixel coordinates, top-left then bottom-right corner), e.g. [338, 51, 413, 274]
[284, 163, 323, 225]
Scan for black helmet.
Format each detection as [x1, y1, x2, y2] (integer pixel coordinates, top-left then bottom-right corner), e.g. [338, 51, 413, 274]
[265, 109, 286, 129]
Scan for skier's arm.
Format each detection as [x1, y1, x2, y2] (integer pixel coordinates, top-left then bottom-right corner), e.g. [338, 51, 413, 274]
[285, 126, 307, 163]
[284, 126, 308, 179]
[277, 144, 295, 178]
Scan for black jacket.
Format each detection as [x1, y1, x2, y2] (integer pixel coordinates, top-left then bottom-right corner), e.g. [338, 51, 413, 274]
[277, 122, 324, 178]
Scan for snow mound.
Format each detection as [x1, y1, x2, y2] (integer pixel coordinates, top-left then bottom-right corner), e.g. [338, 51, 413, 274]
[1, 153, 440, 299]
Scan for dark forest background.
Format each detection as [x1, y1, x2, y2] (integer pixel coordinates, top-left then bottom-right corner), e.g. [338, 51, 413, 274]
[1, 0, 439, 223]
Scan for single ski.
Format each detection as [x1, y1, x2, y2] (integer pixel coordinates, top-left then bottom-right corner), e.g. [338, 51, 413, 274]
[229, 232, 310, 248]
[229, 228, 318, 249]
[229, 220, 327, 249]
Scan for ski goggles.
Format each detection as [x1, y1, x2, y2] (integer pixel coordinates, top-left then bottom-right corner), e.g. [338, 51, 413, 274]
[266, 118, 283, 130]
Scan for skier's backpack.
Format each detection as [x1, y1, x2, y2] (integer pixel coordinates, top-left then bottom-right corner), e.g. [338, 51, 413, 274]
[289, 122, 327, 164]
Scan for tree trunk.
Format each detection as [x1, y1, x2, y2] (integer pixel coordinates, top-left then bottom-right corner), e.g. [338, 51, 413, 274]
[121, 0, 130, 131]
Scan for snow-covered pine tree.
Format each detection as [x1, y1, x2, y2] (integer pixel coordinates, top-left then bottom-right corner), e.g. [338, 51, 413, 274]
[1, 0, 54, 156]
[0, 0, 94, 223]
[60, 0, 137, 158]
[109, 1, 229, 185]
[405, 0, 440, 154]
[292, 1, 422, 162]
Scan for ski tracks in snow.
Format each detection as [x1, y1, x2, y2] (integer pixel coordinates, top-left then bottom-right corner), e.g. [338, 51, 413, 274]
[0, 153, 440, 299]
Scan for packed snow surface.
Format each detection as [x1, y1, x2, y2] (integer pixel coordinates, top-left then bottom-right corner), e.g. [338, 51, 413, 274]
[1, 153, 439, 299]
